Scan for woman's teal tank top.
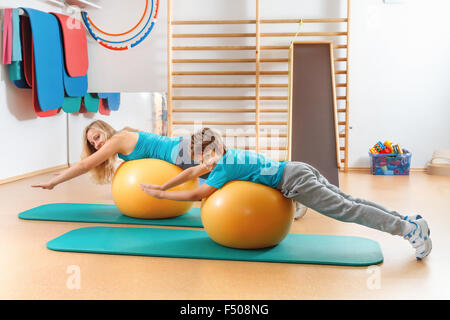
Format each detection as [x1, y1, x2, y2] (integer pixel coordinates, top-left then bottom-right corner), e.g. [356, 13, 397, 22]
[117, 131, 182, 164]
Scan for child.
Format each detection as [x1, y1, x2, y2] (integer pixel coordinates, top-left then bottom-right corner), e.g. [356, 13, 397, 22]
[141, 128, 432, 260]
[32, 120, 205, 190]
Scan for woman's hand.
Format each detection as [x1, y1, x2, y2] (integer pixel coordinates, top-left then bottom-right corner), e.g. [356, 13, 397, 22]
[30, 172, 61, 189]
[140, 184, 164, 199]
[31, 182, 56, 190]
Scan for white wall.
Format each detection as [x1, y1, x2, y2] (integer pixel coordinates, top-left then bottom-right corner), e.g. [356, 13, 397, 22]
[171, 0, 450, 168]
[1, 0, 449, 181]
[0, 0, 66, 181]
[84, 0, 167, 92]
[348, 0, 450, 167]
[0, 1, 155, 181]
[67, 93, 153, 164]
[170, 0, 349, 161]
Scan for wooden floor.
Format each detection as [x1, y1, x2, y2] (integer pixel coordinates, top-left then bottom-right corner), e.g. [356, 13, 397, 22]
[0, 170, 449, 300]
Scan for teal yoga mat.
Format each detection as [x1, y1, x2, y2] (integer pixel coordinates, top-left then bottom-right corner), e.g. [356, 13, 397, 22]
[9, 61, 21, 81]
[47, 226, 384, 266]
[9, 61, 30, 88]
[62, 96, 81, 113]
[18, 203, 203, 228]
[83, 93, 99, 112]
[11, 9, 22, 62]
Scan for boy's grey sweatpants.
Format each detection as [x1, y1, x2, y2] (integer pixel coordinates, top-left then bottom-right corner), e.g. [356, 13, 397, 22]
[276, 162, 410, 236]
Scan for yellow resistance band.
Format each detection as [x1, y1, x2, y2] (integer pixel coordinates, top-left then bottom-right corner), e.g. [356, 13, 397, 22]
[290, 19, 304, 48]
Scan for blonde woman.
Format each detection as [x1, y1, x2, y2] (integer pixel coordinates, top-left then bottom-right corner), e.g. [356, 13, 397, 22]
[32, 120, 202, 190]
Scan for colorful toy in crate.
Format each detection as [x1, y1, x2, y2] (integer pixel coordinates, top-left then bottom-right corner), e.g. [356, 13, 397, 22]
[368, 140, 411, 175]
[369, 141, 385, 154]
[369, 140, 402, 155]
[392, 144, 403, 154]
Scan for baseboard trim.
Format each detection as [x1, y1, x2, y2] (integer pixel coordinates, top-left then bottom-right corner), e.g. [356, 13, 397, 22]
[345, 167, 370, 172]
[0, 164, 69, 185]
[346, 167, 426, 173]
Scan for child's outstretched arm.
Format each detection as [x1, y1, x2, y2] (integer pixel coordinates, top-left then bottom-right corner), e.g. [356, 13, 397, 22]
[141, 161, 213, 191]
[141, 183, 217, 201]
[140, 161, 217, 201]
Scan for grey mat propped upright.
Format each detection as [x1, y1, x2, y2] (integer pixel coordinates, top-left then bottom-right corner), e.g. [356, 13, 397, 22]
[289, 41, 340, 187]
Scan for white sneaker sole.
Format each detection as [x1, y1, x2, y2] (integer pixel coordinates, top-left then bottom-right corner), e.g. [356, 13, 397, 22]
[415, 219, 432, 260]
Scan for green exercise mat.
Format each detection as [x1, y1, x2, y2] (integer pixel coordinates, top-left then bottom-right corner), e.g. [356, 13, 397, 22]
[83, 93, 99, 112]
[62, 96, 81, 113]
[47, 226, 384, 266]
[18, 203, 203, 228]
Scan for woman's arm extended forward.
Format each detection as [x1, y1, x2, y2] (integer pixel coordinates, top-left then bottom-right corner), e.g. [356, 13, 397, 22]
[31, 135, 123, 190]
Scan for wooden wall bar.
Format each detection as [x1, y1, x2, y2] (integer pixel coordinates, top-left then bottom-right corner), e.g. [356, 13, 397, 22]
[168, 0, 350, 170]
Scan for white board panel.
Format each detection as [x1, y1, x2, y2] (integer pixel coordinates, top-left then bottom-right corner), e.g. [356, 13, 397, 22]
[83, 0, 167, 92]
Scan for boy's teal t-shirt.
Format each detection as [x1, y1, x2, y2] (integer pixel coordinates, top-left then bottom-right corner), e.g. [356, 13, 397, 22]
[204, 148, 287, 189]
[117, 131, 181, 164]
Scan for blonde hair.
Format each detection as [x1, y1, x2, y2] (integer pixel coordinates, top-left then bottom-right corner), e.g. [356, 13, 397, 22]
[81, 120, 139, 184]
[190, 127, 227, 161]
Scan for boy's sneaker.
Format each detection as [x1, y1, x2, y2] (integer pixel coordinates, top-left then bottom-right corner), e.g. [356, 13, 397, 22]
[403, 214, 423, 222]
[403, 218, 432, 260]
[294, 202, 307, 220]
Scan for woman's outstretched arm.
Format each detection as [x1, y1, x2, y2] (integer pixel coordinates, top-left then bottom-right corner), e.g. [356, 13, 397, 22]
[31, 135, 125, 190]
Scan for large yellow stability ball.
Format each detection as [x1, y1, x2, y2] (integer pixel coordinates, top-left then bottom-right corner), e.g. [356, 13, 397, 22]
[201, 181, 295, 249]
[112, 159, 198, 219]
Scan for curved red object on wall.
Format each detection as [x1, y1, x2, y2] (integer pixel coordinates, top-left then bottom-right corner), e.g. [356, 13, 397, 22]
[51, 13, 89, 77]
[20, 16, 33, 88]
[98, 40, 128, 51]
[99, 98, 111, 115]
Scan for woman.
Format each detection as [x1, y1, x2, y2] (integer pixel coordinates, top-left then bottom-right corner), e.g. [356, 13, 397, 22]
[32, 120, 202, 190]
[140, 128, 432, 260]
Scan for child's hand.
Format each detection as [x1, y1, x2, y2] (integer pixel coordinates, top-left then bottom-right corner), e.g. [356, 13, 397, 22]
[140, 183, 163, 191]
[204, 157, 217, 171]
[31, 182, 56, 190]
[140, 184, 164, 199]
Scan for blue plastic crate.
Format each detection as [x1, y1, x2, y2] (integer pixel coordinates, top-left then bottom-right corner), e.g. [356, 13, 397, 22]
[369, 149, 411, 175]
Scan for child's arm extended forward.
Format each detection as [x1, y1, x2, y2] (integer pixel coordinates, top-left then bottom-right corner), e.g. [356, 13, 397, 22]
[140, 183, 217, 201]
[140, 162, 216, 201]
[141, 161, 212, 192]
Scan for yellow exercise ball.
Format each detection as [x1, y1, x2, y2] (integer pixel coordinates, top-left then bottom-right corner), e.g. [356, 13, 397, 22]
[112, 159, 198, 219]
[201, 181, 295, 249]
